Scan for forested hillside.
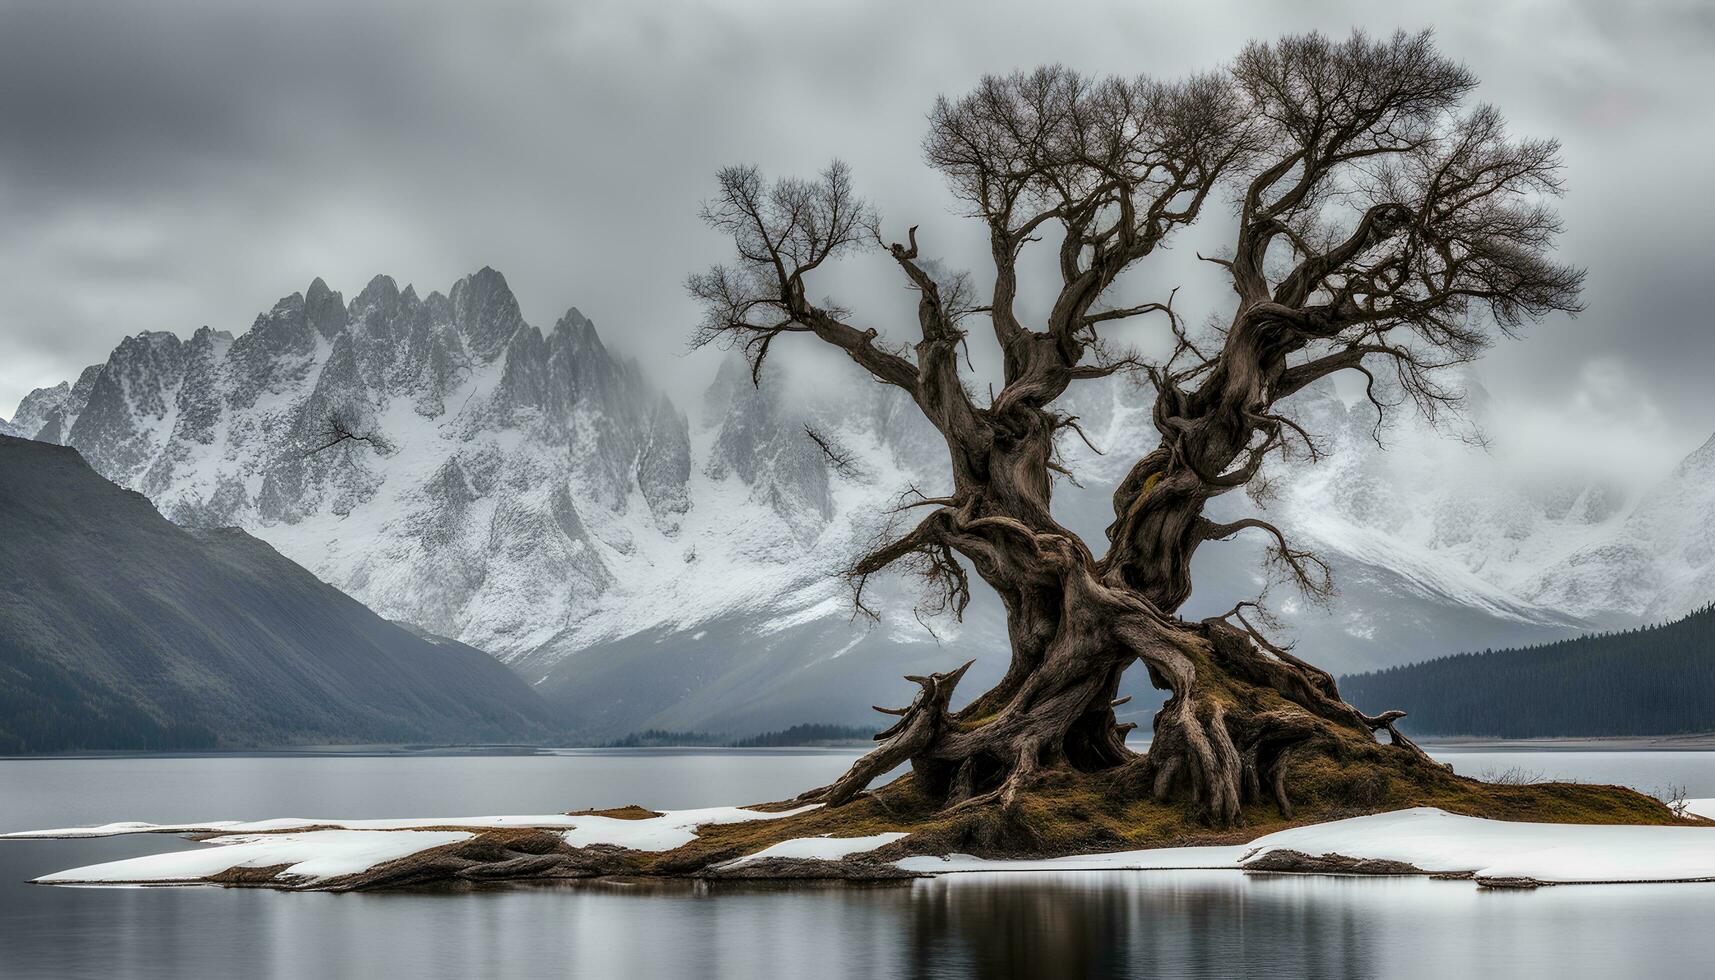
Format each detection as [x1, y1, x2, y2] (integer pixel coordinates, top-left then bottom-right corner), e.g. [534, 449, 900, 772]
[1341, 605, 1715, 737]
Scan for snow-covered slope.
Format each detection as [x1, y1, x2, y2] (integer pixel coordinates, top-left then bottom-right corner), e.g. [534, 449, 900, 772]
[1264, 382, 1623, 617]
[1250, 374, 1715, 651]
[27, 270, 707, 669]
[1525, 433, 1715, 622]
[7, 270, 975, 734]
[7, 364, 102, 444]
[12, 270, 762, 666]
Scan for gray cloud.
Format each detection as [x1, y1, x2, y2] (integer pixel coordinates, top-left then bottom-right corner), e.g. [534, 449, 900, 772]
[1, 0, 1710, 471]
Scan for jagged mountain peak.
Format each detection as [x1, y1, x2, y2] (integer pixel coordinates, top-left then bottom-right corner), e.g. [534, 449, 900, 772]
[14, 268, 734, 677]
[449, 266, 523, 360]
[701, 353, 755, 424]
[552, 306, 606, 351]
[12, 364, 111, 444]
[358, 273, 401, 302]
[303, 276, 347, 338]
[10, 379, 76, 443]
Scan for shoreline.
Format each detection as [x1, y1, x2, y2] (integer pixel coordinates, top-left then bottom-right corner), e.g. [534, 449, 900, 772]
[11, 736, 1715, 761]
[0, 744, 877, 762]
[1420, 735, 1715, 752]
[15, 803, 1715, 892]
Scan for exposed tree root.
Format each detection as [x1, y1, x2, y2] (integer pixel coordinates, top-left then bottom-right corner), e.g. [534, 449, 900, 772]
[796, 596, 1452, 833]
[795, 660, 975, 808]
[306, 831, 637, 891]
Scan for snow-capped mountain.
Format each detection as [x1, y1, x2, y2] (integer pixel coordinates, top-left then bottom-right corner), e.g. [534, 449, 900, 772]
[1524, 433, 1715, 623]
[11, 268, 1709, 733]
[1263, 381, 1630, 624]
[1237, 375, 1715, 669]
[6, 269, 978, 734]
[20, 270, 807, 663]
[7, 365, 103, 445]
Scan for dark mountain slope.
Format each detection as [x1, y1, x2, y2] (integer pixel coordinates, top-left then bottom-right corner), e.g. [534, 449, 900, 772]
[1341, 604, 1715, 738]
[0, 435, 556, 752]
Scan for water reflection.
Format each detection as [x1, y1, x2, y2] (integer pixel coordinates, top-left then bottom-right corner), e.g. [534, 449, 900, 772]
[165, 870, 1693, 980]
[899, 871, 1382, 979]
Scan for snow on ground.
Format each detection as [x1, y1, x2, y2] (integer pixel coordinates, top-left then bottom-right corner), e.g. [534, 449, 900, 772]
[719, 832, 910, 867]
[1243, 807, 1715, 883]
[35, 831, 473, 885]
[556, 805, 819, 851]
[5, 806, 820, 849]
[19, 806, 1715, 887]
[905, 808, 1715, 885]
[3, 816, 582, 838]
[22, 805, 821, 884]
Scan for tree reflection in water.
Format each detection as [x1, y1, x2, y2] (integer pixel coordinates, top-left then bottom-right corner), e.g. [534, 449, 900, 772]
[899, 870, 1378, 978]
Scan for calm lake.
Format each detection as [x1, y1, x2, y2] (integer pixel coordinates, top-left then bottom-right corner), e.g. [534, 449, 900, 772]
[2, 746, 1713, 979]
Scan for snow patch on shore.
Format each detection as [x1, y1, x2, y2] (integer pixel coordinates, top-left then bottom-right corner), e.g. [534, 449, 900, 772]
[17, 805, 826, 883]
[4, 805, 819, 845]
[908, 807, 1715, 885]
[1244, 807, 1715, 883]
[1682, 799, 1715, 820]
[35, 830, 473, 884]
[4, 816, 582, 839]
[558, 805, 820, 851]
[721, 832, 910, 867]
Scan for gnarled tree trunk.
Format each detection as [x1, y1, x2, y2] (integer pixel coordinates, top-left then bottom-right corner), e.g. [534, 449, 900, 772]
[795, 295, 1448, 829]
[799, 488, 1436, 827]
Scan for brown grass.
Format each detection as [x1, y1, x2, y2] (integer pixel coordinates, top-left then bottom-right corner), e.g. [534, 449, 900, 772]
[565, 806, 663, 820]
[141, 749, 1698, 890]
[652, 747, 1687, 874]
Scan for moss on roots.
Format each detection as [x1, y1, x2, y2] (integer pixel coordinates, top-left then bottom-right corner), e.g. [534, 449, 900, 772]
[237, 761, 1686, 893]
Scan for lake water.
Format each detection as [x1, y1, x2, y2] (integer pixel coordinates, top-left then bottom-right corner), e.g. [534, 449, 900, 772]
[2, 746, 1713, 979]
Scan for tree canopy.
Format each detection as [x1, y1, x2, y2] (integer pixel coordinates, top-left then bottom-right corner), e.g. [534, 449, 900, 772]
[691, 28, 1581, 620]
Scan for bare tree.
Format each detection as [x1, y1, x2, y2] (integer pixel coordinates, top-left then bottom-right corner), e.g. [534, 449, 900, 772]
[690, 30, 1581, 827]
[304, 410, 391, 457]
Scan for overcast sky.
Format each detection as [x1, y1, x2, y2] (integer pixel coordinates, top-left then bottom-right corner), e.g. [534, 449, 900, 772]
[2, 0, 1711, 473]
